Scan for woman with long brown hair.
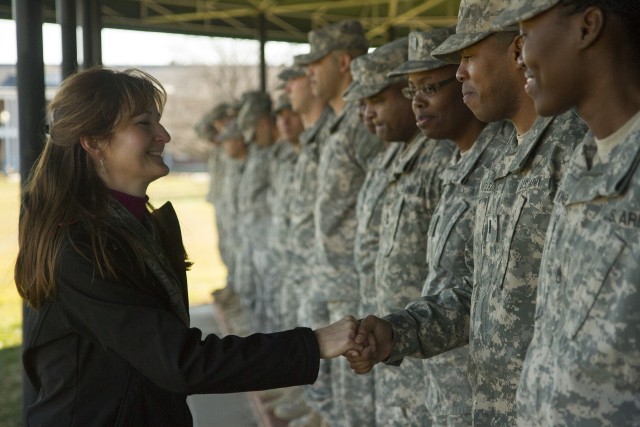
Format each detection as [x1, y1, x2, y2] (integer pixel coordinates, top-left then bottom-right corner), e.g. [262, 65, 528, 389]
[15, 67, 359, 426]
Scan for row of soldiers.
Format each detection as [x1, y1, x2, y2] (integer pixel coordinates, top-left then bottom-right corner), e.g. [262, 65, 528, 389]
[197, 0, 640, 425]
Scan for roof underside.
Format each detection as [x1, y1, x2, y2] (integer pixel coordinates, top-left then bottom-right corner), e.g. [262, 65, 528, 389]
[0, 0, 459, 45]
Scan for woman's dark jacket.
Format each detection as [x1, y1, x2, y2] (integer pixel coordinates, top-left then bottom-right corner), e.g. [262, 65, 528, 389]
[22, 202, 320, 426]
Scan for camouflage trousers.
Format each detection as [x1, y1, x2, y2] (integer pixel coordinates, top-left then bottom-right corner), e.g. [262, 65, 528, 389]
[375, 360, 432, 427]
[234, 233, 270, 331]
[296, 294, 335, 422]
[328, 300, 375, 427]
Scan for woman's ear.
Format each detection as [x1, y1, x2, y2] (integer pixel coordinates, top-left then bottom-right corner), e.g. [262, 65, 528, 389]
[79, 136, 102, 160]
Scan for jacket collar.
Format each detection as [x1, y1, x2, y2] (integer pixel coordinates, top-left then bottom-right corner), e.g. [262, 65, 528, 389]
[560, 130, 640, 205]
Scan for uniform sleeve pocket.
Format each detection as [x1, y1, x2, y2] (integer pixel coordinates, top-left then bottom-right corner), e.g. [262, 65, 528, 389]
[563, 231, 625, 339]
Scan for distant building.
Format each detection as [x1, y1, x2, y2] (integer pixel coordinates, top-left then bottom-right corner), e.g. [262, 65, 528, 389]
[0, 65, 59, 174]
[0, 62, 285, 175]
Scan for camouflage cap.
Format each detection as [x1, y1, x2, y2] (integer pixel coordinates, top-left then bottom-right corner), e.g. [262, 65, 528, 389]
[294, 20, 369, 66]
[493, 0, 561, 29]
[273, 93, 293, 114]
[387, 27, 456, 77]
[342, 37, 408, 102]
[236, 91, 272, 142]
[431, 0, 519, 64]
[277, 65, 306, 82]
[215, 119, 242, 143]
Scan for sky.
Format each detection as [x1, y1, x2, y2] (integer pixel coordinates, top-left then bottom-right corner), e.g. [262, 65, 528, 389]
[0, 19, 309, 66]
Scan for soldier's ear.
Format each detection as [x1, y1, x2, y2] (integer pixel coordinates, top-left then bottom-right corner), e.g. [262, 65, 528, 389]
[577, 6, 604, 49]
[337, 50, 352, 74]
[513, 35, 525, 71]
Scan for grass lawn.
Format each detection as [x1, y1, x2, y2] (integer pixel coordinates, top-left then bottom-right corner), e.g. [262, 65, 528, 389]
[0, 173, 226, 426]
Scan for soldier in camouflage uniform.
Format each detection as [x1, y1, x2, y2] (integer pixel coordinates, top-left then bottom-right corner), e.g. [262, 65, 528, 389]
[277, 65, 334, 427]
[493, 1, 640, 425]
[347, 0, 588, 424]
[212, 120, 256, 331]
[343, 38, 409, 427]
[195, 102, 236, 278]
[367, 27, 506, 427]
[235, 91, 278, 330]
[264, 93, 303, 332]
[296, 20, 383, 426]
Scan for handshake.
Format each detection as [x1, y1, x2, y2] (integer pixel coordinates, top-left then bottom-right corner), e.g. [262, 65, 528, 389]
[313, 315, 395, 374]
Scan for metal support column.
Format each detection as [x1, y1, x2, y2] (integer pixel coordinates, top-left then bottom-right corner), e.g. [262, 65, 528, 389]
[13, 0, 46, 421]
[78, 0, 102, 68]
[258, 13, 267, 92]
[57, 0, 78, 78]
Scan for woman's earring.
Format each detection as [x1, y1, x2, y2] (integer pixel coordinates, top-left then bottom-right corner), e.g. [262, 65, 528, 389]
[99, 157, 106, 174]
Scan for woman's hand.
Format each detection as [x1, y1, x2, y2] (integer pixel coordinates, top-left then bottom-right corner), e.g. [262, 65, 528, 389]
[313, 315, 363, 359]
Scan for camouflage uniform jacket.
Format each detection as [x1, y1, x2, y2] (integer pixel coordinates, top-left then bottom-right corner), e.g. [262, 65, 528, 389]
[382, 112, 586, 424]
[312, 101, 383, 303]
[237, 143, 276, 237]
[419, 121, 508, 417]
[284, 107, 334, 290]
[516, 123, 640, 426]
[268, 140, 299, 265]
[206, 144, 226, 205]
[375, 134, 454, 317]
[355, 142, 403, 316]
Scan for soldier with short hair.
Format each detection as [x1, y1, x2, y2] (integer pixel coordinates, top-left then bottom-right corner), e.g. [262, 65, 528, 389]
[493, 1, 640, 425]
[275, 65, 334, 427]
[348, 0, 588, 424]
[295, 20, 383, 426]
[264, 93, 303, 332]
[343, 37, 409, 426]
[195, 102, 237, 282]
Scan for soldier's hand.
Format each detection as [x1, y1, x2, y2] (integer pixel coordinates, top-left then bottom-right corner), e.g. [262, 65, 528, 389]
[343, 315, 394, 374]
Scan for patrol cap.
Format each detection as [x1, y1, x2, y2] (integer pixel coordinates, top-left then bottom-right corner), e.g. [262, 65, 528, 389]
[342, 55, 367, 100]
[493, 0, 561, 29]
[273, 93, 293, 114]
[343, 37, 408, 102]
[388, 27, 456, 77]
[431, 0, 519, 64]
[210, 102, 232, 121]
[277, 65, 306, 82]
[294, 20, 369, 66]
[215, 119, 242, 143]
[236, 91, 272, 142]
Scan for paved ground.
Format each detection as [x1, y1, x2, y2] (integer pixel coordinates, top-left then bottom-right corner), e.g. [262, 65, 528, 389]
[187, 304, 258, 427]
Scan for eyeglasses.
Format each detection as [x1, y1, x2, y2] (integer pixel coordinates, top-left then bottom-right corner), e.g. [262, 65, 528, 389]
[401, 76, 458, 99]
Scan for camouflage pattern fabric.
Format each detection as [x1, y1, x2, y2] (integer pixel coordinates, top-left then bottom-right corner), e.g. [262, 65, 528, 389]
[517, 120, 640, 426]
[281, 107, 334, 330]
[234, 143, 275, 323]
[383, 110, 587, 425]
[469, 111, 587, 425]
[356, 142, 403, 316]
[206, 145, 230, 269]
[492, 0, 562, 30]
[373, 133, 454, 426]
[354, 142, 402, 427]
[420, 121, 508, 425]
[431, 0, 519, 64]
[294, 20, 368, 66]
[312, 101, 382, 426]
[279, 107, 335, 420]
[262, 140, 298, 331]
[216, 156, 246, 290]
[311, 101, 383, 304]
